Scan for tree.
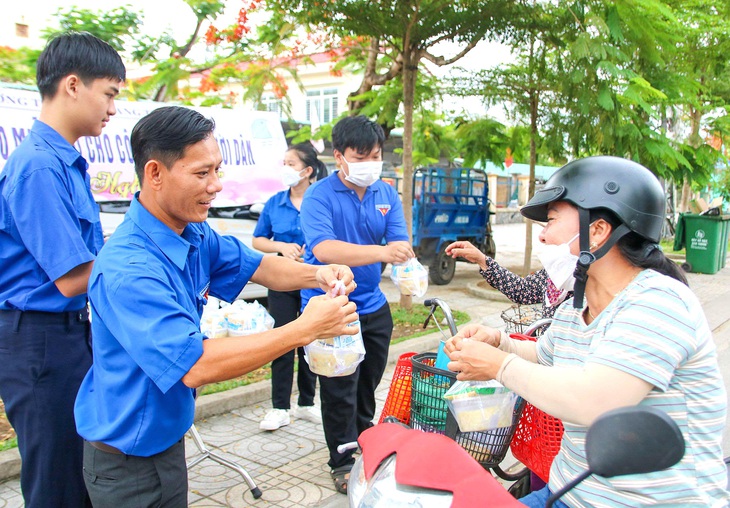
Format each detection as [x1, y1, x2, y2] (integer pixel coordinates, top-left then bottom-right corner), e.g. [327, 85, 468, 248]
[268, 0, 518, 307]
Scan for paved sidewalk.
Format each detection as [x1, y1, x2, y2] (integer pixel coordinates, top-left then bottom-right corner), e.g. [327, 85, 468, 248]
[1, 222, 729, 507]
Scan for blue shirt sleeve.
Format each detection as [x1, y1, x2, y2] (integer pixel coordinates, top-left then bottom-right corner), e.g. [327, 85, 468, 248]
[8, 162, 96, 281]
[253, 199, 274, 239]
[90, 263, 204, 395]
[382, 184, 409, 243]
[203, 227, 264, 303]
[300, 185, 335, 253]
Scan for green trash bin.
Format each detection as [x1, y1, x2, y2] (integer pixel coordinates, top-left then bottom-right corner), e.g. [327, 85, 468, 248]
[678, 214, 730, 274]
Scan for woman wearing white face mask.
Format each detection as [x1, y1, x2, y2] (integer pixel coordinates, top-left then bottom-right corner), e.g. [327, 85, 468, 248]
[445, 156, 729, 507]
[253, 143, 328, 431]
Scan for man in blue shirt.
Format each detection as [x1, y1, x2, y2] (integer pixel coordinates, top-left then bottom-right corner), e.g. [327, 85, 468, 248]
[300, 115, 415, 494]
[0, 32, 125, 508]
[74, 106, 358, 507]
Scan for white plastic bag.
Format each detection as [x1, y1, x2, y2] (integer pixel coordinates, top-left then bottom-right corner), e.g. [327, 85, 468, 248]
[304, 280, 366, 377]
[304, 321, 365, 377]
[200, 299, 275, 338]
[390, 257, 428, 297]
[443, 380, 518, 432]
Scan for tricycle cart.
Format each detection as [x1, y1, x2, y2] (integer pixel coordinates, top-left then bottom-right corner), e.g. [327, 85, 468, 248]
[384, 167, 496, 285]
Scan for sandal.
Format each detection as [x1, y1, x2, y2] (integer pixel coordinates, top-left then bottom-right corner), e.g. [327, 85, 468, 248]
[330, 465, 352, 494]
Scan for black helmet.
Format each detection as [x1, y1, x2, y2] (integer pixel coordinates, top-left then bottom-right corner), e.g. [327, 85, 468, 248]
[521, 156, 665, 309]
[521, 156, 665, 242]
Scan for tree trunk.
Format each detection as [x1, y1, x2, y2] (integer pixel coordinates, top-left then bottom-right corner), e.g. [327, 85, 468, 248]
[523, 90, 539, 275]
[399, 46, 418, 311]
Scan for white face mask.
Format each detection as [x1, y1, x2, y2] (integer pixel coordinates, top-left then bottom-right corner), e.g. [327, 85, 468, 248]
[281, 166, 306, 187]
[342, 155, 383, 187]
[537, 233, 580, 292]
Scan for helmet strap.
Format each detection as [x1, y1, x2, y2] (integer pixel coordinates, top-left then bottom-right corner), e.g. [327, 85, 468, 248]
[572, 208, 631, 309]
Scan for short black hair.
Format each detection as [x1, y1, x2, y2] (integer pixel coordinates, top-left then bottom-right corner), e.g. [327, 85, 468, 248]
[331, 115, 385, 155]
[36, 31, 126, 99]
[131, 106, 216, 186]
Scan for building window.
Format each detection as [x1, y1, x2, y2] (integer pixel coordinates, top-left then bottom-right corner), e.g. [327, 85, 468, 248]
[306, 88, 339, 124]
[260, 94, 282, 117]
[15, 23, 29, 38]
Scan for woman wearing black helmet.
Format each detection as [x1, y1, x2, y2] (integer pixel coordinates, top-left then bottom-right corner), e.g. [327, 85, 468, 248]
[445, 156, 729, 507]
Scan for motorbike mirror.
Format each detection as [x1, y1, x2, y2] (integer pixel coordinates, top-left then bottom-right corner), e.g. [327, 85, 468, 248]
[586, 406, 685, 477]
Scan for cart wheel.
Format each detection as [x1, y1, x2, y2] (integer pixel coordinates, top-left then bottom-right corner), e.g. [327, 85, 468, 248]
[429, 247, 456, 285]
[681, 261, 692, 273]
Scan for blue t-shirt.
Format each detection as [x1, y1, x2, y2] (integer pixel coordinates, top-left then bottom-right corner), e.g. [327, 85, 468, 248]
[0, 120, 104, 312]
[253, 189, 304, 245]
[300, 172, 408, 315]
[74, 195, 263, 456]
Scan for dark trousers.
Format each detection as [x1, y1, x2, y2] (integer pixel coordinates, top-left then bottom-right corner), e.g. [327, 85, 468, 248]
[268, 289, 317, 409]
[82, 439, 187, 508]
[0, 309, 92, 508]
[318, 302, 392, 470]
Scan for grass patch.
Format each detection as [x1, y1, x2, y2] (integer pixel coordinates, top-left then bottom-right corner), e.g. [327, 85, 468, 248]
[0, 438, 16, 453]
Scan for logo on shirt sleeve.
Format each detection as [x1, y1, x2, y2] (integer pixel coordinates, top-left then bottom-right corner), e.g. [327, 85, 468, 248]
[376, 203, 391, 217]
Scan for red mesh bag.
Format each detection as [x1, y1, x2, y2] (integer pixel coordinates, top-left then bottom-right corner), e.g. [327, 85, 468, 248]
[378, 352, 416, 425]
[508, 333, 564, 483]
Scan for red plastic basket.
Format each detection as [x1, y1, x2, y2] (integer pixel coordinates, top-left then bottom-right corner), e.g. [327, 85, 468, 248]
[378, 352, 417, 425]
[508, 332, 564, 483]
[510, 402, 564, 483]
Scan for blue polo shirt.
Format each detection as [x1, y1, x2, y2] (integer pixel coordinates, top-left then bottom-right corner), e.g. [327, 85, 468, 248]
[0, 120, 103, 312]
[253, 189, 304, 245]
[300, 172, 408, 315]
[74, 194, 263, 456]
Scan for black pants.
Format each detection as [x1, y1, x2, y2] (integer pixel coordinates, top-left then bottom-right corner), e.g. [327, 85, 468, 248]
[82, 439, 187, 508]
[318, 302, 393, 469]
[268, 289, 317, 409]
[0, 309, 92, 508]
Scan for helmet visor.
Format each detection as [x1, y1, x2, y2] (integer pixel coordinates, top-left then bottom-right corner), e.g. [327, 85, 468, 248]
[520, 185, 566, 222]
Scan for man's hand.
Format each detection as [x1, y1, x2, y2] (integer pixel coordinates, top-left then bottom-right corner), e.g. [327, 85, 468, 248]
[382, 241, 415, 264]
[445, 337, 509, 381]
[445, 241, 487, 270]
[298, 295, 359, 342]
[315, 264, 356, 295]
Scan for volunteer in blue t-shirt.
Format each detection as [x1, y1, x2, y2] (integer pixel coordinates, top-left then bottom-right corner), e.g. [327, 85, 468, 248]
[0, 32, 125, 508]
[74, 106, 358, 506]
[253, 143, 328, 431]
[300, 115, 415, 494]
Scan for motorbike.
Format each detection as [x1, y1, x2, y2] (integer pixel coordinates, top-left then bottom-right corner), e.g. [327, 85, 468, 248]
[346, 405, 685, 507]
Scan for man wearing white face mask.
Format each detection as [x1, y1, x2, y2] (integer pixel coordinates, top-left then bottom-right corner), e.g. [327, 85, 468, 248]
[300, 115, 415, 494]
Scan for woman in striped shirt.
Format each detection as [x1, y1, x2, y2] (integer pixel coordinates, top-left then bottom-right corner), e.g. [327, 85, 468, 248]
[445, 156, 729, 507]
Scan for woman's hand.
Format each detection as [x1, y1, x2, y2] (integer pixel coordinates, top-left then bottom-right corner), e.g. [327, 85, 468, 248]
[443, 323, 501, 352]
[445, 337, 509, 381]
[279, 242, 305, 261]
[444, 241, 487, 270]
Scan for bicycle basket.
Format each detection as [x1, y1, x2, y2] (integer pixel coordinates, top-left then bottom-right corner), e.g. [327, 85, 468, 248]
[509, 403, 564, 483]
[378, 351, 417, 425]
[410, 353, 455, 433]
[500, 304, 544, 334]
[411, 353, 526, 468]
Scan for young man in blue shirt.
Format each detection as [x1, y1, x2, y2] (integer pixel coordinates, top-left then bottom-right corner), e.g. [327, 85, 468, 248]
[300, 115, 415, 494]
[73, 106, 358, 507]
[0, 32, 125, 508]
